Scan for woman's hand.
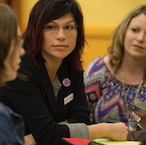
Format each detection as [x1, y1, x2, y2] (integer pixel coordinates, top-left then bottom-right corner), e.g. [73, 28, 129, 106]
[88, 122, 128, 141]
[24, 134, 37, 145]
[106, 122, 129, 141]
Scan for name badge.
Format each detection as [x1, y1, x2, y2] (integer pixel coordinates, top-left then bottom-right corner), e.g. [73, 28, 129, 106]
[64, 93, 74, 105]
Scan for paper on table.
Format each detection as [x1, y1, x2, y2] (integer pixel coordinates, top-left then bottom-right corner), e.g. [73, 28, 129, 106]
[94, 138, 140, 145]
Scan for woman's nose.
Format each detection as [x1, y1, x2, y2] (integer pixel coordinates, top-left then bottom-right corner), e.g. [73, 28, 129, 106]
[136, 32, 145, 42]
[56, 27, 66, 40]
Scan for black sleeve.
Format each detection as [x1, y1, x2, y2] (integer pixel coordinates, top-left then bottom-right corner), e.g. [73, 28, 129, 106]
[0, 54, 70, 145]
[67, 71, 90, 125]
[0, 55, 90, 145]
[0, 78, 69, 145]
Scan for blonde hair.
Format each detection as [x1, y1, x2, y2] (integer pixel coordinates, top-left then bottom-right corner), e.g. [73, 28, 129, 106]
[108, 5, 146, 73]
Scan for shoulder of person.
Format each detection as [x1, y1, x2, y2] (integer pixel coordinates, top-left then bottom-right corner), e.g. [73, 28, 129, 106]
[84, 55, 106, 79]
[0, 102, 24, 138]
[20, 53, 36, 70]
[103, 54, 116, 75]
[84, 55, 108, 88]
[0, 102, 13, 118]
[58, 60, 82, 83]
[19, 53, 42, 79]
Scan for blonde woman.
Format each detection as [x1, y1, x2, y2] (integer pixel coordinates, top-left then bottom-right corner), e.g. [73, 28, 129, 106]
[84, 5, 146, 141]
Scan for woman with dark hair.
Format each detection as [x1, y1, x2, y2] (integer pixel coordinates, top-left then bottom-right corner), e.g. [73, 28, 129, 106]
[0, 3, 25, 144]
[0, 0, 128, 145]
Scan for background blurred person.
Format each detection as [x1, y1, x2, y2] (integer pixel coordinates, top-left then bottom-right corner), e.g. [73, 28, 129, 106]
[84, 5, 146, 141]
[0, 3, 25, 144]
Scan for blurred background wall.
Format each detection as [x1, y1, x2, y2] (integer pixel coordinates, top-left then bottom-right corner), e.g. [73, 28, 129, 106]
[0, 0, 146, 69]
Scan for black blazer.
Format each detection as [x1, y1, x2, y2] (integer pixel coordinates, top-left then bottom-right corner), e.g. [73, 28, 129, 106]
[0, 54, 90, 145]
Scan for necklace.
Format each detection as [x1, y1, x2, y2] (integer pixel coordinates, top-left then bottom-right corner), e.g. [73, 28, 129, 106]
[120, 67, 143, 132]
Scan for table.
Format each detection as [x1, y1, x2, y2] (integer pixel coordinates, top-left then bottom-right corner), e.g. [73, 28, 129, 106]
[94, 138, 140, 145]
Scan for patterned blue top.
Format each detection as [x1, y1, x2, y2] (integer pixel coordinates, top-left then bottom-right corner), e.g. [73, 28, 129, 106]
[84, 55, 146, 141]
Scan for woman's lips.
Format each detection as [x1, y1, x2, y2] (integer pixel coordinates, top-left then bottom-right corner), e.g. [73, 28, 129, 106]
[133, 45, 143, 49]
[53, 45, 68, 50]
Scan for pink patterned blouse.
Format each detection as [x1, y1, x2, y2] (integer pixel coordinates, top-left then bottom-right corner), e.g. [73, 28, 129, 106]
[84, 55, 146, 141]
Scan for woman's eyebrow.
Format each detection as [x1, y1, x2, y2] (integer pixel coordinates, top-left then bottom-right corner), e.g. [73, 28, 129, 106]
[49, 20, 75, 24]
[66, 20, 75, 24]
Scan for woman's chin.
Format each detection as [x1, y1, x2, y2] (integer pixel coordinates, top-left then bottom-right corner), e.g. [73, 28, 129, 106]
[7, 72, 17, 82]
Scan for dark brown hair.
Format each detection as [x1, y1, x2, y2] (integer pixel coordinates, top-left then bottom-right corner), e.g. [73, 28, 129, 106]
[23, 0, 85, 71]
[0, 4, 17, 81]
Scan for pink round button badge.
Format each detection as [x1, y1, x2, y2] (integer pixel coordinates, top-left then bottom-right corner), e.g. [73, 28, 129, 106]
[62, 78, 71, 87]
